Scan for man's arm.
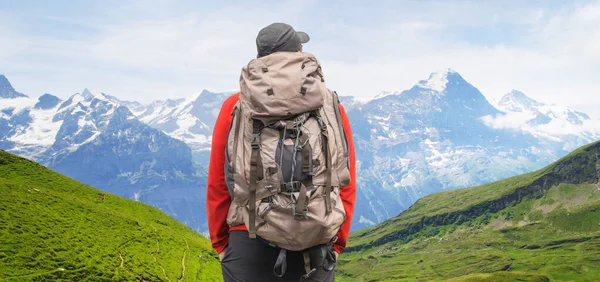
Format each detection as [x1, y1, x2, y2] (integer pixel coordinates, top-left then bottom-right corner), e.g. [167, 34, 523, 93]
[333, 104, 357, 254]
[206, 93, 239, 255]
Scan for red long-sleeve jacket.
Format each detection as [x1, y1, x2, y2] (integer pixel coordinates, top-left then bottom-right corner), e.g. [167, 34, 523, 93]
[206, 93, 356, 254]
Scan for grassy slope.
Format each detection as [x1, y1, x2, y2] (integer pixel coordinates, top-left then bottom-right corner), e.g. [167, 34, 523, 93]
[0, 150, 222, 281]
[338, 141, 600, 281]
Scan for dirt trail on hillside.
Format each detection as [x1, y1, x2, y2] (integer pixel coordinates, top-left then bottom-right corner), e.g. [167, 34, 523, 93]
[152, 239, 171, 282]
[178, 239, 189, 282]
[151, 226, 171, 282]
[119, 252, 124, 268]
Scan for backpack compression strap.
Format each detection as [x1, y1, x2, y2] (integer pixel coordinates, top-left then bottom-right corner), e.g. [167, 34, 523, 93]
[315, 111, 332, 214]
[249, 119, 264, 238]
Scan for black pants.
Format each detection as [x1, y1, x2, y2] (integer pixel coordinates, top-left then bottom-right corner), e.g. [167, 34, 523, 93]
[221, 231, 335, 282]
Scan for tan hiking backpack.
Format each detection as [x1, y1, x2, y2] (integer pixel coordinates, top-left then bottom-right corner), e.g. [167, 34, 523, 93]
[224, 51, 350, 276]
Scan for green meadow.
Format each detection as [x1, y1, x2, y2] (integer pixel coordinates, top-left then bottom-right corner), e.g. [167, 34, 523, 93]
[0, 150, 222, 281]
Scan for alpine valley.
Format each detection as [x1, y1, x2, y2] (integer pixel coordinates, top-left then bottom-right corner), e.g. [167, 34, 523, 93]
[337, 140, 600, 281]
[1, 70, 599, 233]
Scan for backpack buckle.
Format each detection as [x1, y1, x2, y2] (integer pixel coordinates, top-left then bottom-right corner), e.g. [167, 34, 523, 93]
[293, 204, 308, 220]
[264, 185, 275, 194]
[329, 236, 338, 245]
[284, 181, 302, 193]
[316, 116, 327, 132]
[250, 133, 261, 148]
[302, 268, 316, 279]
[251, 119, 263, 149]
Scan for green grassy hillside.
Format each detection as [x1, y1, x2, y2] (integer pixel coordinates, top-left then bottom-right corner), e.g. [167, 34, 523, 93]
[0, 150, 222, 281]
[339, 141, 600, 281]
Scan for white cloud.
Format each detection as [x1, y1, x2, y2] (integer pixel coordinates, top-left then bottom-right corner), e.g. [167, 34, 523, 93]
[321, 1, 600, 118]
[0, 0, 599, 119]
[481, 112, 600, 137]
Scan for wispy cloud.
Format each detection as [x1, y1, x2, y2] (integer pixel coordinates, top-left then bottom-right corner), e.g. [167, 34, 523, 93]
[481, 112, 600, 138]
[1, 0, 599, 118]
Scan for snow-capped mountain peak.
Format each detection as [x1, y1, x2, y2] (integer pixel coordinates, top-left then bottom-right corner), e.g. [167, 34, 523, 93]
[58, 93, 85, 111]
[0, 86, 126, 159]
[77, 88, 110, 103]
[496, 90, 590, 125]
[103, 93, 145, 115]
[485, 89, 594, 138]
[497, 90, 542, 113]
[416, 68, 459, 93]
[134, 89, 231, 153]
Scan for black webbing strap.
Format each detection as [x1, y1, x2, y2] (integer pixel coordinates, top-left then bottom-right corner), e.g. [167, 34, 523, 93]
[297, 133, 312, 220]
[273, 248, 287, 277]
[248, 119, 263, 239]
[323, 133, 332, 214]
[282, 180, 312, 191]
[300, 179, 313, 191]
[299, 134, 311, 174]
[315, 111, 332, 214]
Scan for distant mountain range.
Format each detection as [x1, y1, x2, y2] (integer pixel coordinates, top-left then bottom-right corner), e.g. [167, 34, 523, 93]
[109, 90, 233, 164]
[0, 78, 215, 233]
[340, 69, 599, 228]
[1, 70, 598, 232]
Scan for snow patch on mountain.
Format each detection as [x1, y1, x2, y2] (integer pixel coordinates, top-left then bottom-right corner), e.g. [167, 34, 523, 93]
[374, 91, 401, 99]
[424, 139, 449, 167]
[136, 99, 185, 124]
[133, 90, 231, 154]
[9, 103, 63, 147]
[136, 96, 210, 149]
[73, 93, 87, 105]
[417, 68, 455, 92]
[0, 84, 126, 159]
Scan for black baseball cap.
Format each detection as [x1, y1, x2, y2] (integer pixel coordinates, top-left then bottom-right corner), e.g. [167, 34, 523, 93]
[256, 23, 310, 57]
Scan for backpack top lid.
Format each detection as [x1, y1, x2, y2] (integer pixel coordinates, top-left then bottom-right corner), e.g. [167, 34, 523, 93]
[239, 52, 326, 122]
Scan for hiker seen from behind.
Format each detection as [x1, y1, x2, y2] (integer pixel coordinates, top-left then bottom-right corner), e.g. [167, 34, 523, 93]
[206, 22, 357, 282]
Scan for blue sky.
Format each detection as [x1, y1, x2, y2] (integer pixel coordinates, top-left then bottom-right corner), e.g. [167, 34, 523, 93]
[1, 0, 599, 116]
